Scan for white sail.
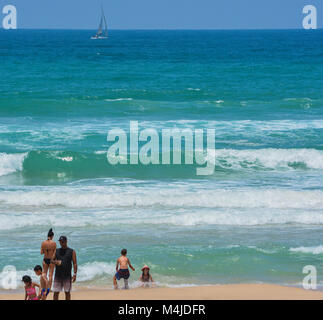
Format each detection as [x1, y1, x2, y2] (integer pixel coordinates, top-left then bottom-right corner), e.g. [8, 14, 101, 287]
[91, 6, 108, 39]
[102, 7, 108, 37]
[97, 17, 103, 36]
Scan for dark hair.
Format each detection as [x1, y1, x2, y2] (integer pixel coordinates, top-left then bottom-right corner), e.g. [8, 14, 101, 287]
[142, 270, 150, 278]
[121, 248, 127, 255]
[34, 265, 42, 272]
[47, 228, 54, 238]
[22, 275, 32, 283]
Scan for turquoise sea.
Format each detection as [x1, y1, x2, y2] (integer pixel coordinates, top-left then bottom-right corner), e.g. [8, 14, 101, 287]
[0, 30, 322, 290]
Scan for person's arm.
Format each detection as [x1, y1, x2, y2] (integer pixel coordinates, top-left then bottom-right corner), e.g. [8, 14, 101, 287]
[116, 258, 120, 272]
[40, 242, 44, 255]
[127, 258, 135, 271]
[52, 251, 61, 266]
[24, 290, 27, 300]
[51, 243, 56, 261]
[33, 283, 40, 297]
[72, 250, 77, 283]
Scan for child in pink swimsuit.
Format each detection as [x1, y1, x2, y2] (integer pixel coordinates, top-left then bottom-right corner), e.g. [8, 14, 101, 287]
[22, 275, 39, 300]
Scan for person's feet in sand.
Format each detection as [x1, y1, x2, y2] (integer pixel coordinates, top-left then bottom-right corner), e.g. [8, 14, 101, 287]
[113, 275, 119, 290]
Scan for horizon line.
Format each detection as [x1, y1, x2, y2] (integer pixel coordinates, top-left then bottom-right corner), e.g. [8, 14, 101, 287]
[2, 27, 322, 31]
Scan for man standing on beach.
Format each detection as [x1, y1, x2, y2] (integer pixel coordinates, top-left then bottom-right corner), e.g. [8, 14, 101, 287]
[52, 236, 77, 300]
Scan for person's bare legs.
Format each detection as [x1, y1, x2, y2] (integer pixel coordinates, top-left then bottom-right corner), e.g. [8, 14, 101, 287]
[53, 292, 59, 300]
[124, 279, 129, 289]
[48, 263, 55, 290]
[42, 261, 49, 282]
[113, 276, 118, 289]
[65, 292, 71, 300]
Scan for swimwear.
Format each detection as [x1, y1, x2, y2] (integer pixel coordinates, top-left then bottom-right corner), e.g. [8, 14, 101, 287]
[115, 269, 130, 280]
[43, 258, 51, 265]
[142, 274, 150, 282]
[53, 278, 72, 293]
[26, 286, 38, 300]
[41, 288, 50, 297]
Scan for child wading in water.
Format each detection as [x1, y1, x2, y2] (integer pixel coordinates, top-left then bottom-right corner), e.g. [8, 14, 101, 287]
[34, 265, 50, 300]
[139, 265, 155, 288]
[113, 248, 135, 289]
[22, 275, 40, 300]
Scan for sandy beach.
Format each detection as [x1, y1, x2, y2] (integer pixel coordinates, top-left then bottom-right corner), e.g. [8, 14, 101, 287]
[1, 284, 322, 300]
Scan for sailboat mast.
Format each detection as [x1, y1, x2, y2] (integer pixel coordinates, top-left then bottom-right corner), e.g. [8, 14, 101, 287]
[101, 5, 108, 37]
[91, 4, 108, 39]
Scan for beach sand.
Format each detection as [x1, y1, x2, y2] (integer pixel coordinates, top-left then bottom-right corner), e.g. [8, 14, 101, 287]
[1, 284, 322, 300]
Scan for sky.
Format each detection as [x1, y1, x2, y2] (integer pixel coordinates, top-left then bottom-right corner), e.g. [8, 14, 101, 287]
[1, 0, 322, 30]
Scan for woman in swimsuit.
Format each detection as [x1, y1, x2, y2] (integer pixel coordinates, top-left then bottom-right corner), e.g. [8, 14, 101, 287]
[22, 275, 39, 300]
[40, 228, 56, 291]
[139, 265, 155, 288]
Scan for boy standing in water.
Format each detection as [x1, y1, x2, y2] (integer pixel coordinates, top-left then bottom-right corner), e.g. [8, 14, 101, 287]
[34, 265, 50, 300]
[113, 249, 135, 289]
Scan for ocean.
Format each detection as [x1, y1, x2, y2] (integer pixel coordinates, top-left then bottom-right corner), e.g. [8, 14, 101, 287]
[0, 29, 322, 290]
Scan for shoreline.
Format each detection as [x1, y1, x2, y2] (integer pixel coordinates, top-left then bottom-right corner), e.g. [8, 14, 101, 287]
[1, 284, 322, 300]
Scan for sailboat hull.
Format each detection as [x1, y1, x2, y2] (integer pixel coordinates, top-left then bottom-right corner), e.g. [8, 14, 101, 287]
[90, 36, 108, 39]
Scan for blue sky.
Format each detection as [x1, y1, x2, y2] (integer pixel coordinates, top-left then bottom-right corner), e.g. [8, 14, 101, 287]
[1, 0, 322, 29]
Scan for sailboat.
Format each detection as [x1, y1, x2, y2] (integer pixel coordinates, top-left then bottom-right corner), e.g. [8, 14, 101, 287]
[91, 6, 108, 39]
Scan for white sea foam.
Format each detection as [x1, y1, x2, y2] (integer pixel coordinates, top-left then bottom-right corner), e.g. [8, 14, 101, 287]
[77, 262, 116, 281]
[0, 262, 117, 289]
[207, 148, 323, 170]
[0, 204, 322, 231]
[70, 148, 323, 171]
[0, 153, 27, 176]
[58, 156, 73, 162]
[104, 98, 133, 101]
[23, 147, 323, 172]
[0, 188, 322, 210]
[290, 245, 323, 255]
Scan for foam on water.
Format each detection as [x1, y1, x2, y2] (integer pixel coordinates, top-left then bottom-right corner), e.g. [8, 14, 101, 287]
[0, 207, 322, 230]
[0, 153, 27, 176]
[0, 188, 322, 209]
[0, 262, 116, 289]
[207, 148, 323, 170]
[1, 262, 203, 290]
[290, 245, 323, 255]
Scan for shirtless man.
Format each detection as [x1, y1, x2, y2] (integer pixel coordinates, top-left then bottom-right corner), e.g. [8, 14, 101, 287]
[113, 248, 135, 289]
[40, 228, 56, 290]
